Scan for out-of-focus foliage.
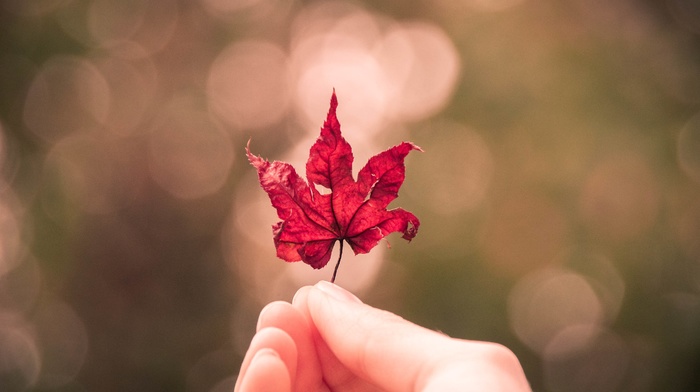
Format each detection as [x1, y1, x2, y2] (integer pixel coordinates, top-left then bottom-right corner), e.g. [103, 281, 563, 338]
[0, 0, 699, 391]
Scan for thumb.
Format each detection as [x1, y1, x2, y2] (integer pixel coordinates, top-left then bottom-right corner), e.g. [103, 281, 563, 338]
[301, 281, 465, 391]
[300, 281, 530, 392]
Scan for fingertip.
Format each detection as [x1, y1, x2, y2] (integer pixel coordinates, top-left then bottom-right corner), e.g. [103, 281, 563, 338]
[291, 285, 313, 307]
[236, 327, 298, 392]
[253, 302, 326, 390]
[303, 282, 366, 326]
[314, 281, 362, 304]
[256, 301, 289, 331]
[237, 348, 291, 392]
[303, 284, 461, 391]
[256, 301, 309, 342]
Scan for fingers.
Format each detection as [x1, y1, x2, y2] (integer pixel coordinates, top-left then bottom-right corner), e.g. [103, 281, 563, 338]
[234, 326, 297, 392]
[301, 281, 531, 392]
[256, 300, 327, 392]
[236, 348, 291, 392]
[292, 286, 382, 391]
[239, 284, 531, 392]
[302, 281, 449, 391]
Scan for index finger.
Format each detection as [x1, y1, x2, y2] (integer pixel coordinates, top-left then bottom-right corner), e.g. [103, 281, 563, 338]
[303, 282, 463, 391]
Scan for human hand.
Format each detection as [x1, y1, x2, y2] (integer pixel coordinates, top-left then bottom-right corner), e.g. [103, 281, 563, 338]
[235, 281, 531, 392]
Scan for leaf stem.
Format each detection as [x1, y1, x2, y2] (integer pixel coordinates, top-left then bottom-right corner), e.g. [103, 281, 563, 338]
[331, 240, 344, 283]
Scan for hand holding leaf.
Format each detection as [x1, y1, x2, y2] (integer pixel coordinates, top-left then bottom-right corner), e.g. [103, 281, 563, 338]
[247, 90, 420, 282]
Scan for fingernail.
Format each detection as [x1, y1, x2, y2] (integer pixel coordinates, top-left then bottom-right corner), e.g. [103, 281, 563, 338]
[255, 302, 275, 332]
[252, 348, 280, 364]
[238, 348, 280, 390]
[246, 349, 279, 379]
[315, 281, 363, 304]
[291, 286, 309, 306]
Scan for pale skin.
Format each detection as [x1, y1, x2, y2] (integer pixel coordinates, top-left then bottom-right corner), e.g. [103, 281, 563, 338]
[235, 281, 532, 392]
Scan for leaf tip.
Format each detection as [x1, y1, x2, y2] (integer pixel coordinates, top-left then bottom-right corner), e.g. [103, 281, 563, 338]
[245, 138, 265, 169]
[330, 88, 338, 112]
[403, 218, 420, 241]
[245, 138, 254, 158]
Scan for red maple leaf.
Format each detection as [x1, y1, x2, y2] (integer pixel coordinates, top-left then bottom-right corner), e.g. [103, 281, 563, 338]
[247, 90, 420, 282]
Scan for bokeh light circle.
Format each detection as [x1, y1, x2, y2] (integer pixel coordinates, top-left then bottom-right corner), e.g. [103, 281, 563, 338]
[293, 38, 388, 137]
[148, 99, 235, 200]
[32, 300, 88, 388]
[415, 122, 493, 215]
[289, 4, 387, 135]
[290, 2, 461, 136]
[543, 327, 630, 392]
[508, 268, 604, 354]
[43, 134, 146, 215]
[92, 55, 158, 137]
[87, 0, 148, 45]
[579, 153, 660, 242]
[23, 56, 111, 144]
[0, 257, 43, 315]
[207, 40, 291, 131]
[0, 315, 41, 390]
[87, 0, 179, 54]
[381, 22, 461, 122]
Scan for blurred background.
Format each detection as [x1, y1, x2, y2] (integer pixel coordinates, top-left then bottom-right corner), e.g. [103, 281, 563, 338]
[1, 0, 699, 390]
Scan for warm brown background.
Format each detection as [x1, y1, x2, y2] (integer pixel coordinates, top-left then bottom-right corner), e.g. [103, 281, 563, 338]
[1, 0, 699, 391]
